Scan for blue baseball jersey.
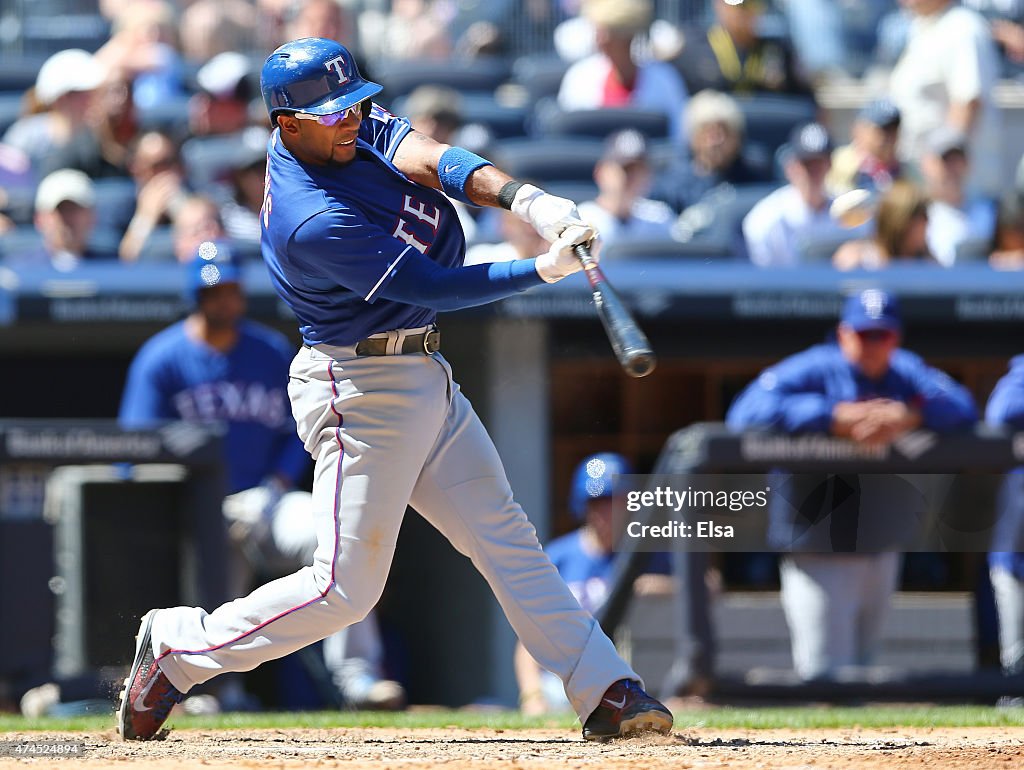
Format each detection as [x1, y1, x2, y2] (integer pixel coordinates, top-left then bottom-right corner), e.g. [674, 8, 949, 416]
[726, 343, 977, 435]
[985, 354, 1024, 577]
[119, 320, 310, 494]
[261, 104, 466, 346]
[727, 343, 977, 551]
[545, 529, 671, 615]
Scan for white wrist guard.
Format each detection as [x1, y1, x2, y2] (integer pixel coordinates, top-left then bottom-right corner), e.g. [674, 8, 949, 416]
[511, 184, 586, 242]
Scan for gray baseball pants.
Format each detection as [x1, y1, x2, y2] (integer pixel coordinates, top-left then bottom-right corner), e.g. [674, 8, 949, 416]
[780, 552, 902, 680]
[149, 342, 635, 719]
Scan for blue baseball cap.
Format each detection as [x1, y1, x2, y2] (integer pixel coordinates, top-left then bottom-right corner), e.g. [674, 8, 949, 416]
[841, 289, 902, 332]
[185, 240, 241, 306]
[569, 452, 632, 521]
[783, 121, 832, 162]
[857, 99, 901, 129]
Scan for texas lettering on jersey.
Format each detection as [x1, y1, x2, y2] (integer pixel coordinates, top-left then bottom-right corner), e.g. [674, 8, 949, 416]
[172, 381, 288, 429]
[392, 194, 441, 253]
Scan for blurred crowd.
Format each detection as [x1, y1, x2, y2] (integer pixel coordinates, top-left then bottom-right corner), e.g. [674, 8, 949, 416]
[2, 0, 1024, 271]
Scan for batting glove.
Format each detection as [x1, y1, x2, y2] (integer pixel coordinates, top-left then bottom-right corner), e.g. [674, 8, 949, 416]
[535, 224, 599, 283]
[511, 184, 588, 242]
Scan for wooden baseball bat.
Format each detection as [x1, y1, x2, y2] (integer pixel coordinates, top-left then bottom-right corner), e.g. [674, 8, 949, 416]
[574, 243, 656, 378]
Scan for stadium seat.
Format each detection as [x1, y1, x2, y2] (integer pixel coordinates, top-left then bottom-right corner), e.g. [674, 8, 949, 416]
[645, 139, 678, 175]
[19, 14, 111, 55]
[735, 95, 818, 157]
[511, 56, 569, 102]
[532, 104, 670, 140]
[675, 182, 781, 247]
[390, 92, 527, 140]
[88, 226, 121, 259]
[0, 227, 119, 264]
[490, 137, 604, 184]
[232, 239, 262, 263]
[136, 95, 192, 136]
[798, 235, 850, 264]
[0, 55, 49, 92]
[458, 93, 527, 139]
[137, 226, 176, 263]
[0, 226, 44, 261]
[953, 237, 993, 264]
[92, 177, 138, 233]
[0, 92, 24, 135]
[542, 181, 599, 206]
[601, 237, 734, 262]
[182, 134, 248, 191]
[373, 58, 512, 101]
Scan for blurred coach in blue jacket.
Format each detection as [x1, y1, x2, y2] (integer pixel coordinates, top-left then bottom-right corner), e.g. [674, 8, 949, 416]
[726, 288, 977, 679]
[985, 358, 1024, 680]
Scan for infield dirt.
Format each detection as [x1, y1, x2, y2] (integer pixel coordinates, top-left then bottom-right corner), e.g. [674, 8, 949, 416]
[1, 726, 1023, 769]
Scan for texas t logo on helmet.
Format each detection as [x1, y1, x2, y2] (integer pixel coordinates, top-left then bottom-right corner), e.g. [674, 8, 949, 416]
[324, 54, 349, 86]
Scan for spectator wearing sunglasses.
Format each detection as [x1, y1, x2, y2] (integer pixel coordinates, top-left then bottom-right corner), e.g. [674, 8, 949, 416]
[726, 289, 977, 681]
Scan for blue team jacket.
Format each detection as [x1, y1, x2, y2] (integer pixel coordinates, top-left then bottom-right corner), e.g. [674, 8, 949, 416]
[986, 354, 1024, 576]
[726, 342, 978, 551]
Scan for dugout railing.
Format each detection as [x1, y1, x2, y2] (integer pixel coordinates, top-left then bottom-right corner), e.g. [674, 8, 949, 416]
[0, 420, 225, 693]
[599, 423, 1024, 701]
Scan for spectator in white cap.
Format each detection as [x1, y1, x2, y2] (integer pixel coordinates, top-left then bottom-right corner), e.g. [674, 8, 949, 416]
[8, 169, 109, 271]
[2, 49, 106, 176]
[558, 0, 688, 143]
[919, 125, 997, 266]
[743, 122, 859, 267]
[578, 129, 674, 247]
[189, 52, 255, 137]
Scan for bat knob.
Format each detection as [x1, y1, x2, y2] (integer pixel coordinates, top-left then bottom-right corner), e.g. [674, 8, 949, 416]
[625, 352, 657, 378]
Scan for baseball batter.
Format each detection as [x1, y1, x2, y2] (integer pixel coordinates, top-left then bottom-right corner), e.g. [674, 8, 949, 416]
[118, 37, 673, 741]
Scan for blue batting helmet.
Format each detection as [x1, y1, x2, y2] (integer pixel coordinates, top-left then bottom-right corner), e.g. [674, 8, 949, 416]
[184, 240, 241, 307]
[260, 38, 382, 120]
[569, 453, 632, 521]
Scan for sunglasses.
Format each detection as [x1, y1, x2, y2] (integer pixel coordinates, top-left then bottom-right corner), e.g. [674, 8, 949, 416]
[293, 103, 363, 126]
[855, 329, 897, 342]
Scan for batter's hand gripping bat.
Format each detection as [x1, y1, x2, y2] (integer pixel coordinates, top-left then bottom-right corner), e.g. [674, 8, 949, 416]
[574, 243, 657, 378]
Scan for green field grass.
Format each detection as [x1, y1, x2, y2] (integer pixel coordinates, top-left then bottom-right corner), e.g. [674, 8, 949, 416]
[2, 705, 1024, 733]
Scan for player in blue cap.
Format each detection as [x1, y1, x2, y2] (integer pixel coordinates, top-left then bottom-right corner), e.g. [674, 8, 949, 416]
[515, 453, 672, 715]
[118, 38, 673, 741]
[119, 241, 406, 713]
[726, 288, 976, 680]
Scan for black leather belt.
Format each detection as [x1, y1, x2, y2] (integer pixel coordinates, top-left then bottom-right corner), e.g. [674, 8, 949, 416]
[356, 327, 441, 356]
[306, 327, 441, 356]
